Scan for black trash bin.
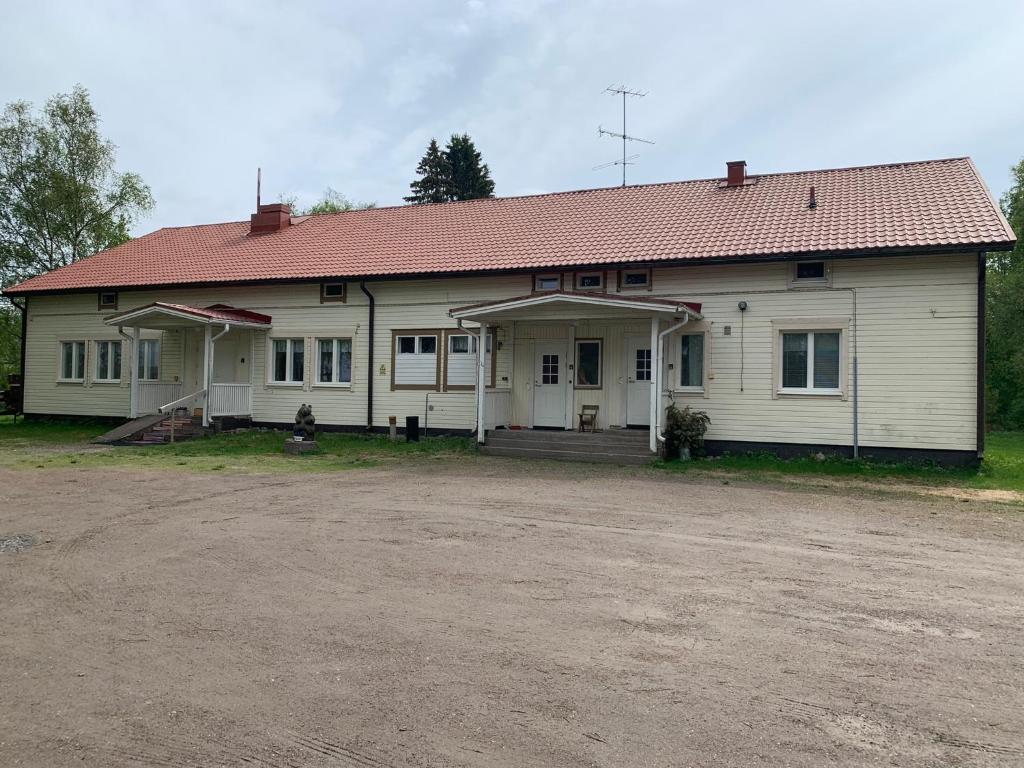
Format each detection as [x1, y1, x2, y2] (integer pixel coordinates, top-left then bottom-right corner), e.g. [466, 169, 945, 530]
[405, 415, 420, 442]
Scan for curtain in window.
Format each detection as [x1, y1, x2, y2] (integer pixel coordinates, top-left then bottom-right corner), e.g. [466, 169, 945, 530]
[813, 332, 840, 388]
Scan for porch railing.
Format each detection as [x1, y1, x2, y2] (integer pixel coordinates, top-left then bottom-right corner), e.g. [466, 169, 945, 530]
[159, 388, 206, 415]
[209, 383, 252, 417]
[137, 381, 183, 415]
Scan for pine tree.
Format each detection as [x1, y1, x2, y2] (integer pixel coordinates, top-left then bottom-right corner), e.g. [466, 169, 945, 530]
[404, 135, 495, 204]
[445, 134, 495, 201]
[404, 139, 451, 204]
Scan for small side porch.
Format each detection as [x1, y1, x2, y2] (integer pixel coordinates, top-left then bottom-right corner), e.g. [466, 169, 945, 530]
[450, 290, 703, 459]
[104, 302, 271, 426]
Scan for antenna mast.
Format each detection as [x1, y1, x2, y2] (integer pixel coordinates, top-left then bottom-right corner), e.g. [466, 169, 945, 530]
[256, 167, 262, 209]
[596, 85, 654, 186]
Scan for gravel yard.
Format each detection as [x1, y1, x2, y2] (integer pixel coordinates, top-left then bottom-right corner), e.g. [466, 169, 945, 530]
[1, 461, 1022, 767]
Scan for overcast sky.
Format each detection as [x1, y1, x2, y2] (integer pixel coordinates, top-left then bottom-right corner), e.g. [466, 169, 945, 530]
[3, 0, 1023, 233]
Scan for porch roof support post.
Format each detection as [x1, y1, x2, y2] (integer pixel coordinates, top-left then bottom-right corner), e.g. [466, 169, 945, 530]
[649, 316, 659, 454]
[202, 324, 212, 427]
[476, 322, 488, 444]
[130, 326, 140, 418]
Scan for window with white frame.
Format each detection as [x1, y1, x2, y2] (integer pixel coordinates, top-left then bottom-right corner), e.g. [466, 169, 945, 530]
[780, 330, 841, 393]
[59, 341, 86, 382]
[680, 333, 704, 389]
[317, 338, 352, 385]
[394, 333, 439, 389]
[790, 260, 830, 287]
[575, 271, 604, 290]
[534, 274, 560, 292]
[445, 332, 493, 388]
[574, 339, 602, 388]
[138, 339, 160, 381]
[271, 338, 305, 384]
[94, 340, 122, 382]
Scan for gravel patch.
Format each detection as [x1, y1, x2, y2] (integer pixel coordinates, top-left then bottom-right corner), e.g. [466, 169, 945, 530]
[0, 533, 36, 553]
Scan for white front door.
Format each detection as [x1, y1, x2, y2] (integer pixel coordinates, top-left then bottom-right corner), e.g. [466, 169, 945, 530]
[533, 341, 568, 428]
[625, 335, 652, 426]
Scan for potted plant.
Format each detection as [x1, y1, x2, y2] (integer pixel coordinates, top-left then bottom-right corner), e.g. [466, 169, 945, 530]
[663, 403, 711, 460]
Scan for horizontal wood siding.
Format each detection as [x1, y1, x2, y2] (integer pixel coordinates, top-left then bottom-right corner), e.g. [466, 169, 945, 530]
[22, 254, 978, 450]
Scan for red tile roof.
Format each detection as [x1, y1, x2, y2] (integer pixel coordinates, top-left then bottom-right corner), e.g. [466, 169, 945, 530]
[5, 157, 1014, 295]
[104, 302, 272, 325]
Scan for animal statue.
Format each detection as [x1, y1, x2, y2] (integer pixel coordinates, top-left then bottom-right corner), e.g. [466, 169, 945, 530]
[294, 404, 316, 440]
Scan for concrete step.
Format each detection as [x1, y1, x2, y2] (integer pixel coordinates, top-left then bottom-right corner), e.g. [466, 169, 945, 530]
[480, 445, 653, 465]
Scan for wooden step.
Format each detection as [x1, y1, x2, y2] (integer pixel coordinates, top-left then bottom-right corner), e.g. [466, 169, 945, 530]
[480, 445, 652, 465]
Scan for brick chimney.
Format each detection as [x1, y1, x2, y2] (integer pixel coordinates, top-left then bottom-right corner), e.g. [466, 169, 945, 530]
[249, 203, 291, 235]
[725, 160, 747, 187]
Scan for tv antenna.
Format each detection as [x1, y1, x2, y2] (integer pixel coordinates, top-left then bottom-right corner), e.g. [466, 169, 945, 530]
[596, 85, 654, 186]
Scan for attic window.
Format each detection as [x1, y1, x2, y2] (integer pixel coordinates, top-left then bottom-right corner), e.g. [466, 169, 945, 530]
[534, 274, 561, 292]
[790, 261, 830, 288]
[98, 291, 118, 310]
[320, 282, 346, 303]
[574, 272, 604, 291]
[619, 268, 652, 291]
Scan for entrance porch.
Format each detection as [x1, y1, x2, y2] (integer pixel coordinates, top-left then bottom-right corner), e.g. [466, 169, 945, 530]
[449, 291, 703, 456]
[104, 302, 271, 426]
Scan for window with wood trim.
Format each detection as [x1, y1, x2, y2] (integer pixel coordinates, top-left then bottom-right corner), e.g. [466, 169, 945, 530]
[59, 341, 86, 382]
[574, 339, 602, 389]
[320, 282, 346, 303]
[271, 338, 305, 384]
[444, 331, 495, 389]
[393, 332, 440, 389]
[94, 340, 122, 382]
[574, 271, 604, 291]
[533, 274, 561, 292]
[98, 291, 118, 310]
[316, 338, 352, 385]
[138, 339, 160, 381]
[619, 268, 652, 291]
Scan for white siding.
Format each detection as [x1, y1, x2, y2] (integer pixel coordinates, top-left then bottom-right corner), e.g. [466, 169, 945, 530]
[21, 253, 980, 451]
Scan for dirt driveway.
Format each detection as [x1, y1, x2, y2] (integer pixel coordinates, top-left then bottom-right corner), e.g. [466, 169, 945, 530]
[1, 462, 1022, 767]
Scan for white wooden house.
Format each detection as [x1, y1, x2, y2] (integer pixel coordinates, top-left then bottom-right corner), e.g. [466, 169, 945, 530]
[3, 158, 1015, 464]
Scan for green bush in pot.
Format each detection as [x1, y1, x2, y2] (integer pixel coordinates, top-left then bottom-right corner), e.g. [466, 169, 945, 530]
[663, 403, 711, 460]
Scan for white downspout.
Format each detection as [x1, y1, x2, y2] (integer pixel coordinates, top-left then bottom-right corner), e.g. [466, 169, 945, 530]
[118, 326, 138, 418]
[456, 318, 486, 444]
[203, 323, 231, 426]
[654, 315, 692, 448]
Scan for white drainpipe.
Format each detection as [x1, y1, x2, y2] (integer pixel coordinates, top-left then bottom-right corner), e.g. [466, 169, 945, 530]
[654, 315, 691, 447]
[456, 318, 486, 443]
[204, 323, 231, 425]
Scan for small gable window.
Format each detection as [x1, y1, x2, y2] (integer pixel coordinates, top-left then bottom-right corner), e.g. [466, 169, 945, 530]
[619, 269, 652, 291]
[98, 291, 118, 310]
[534, 274, 561, 292]
[791, 261, 830, 287]
[320, 282, 346, 303]
[575, 272, 604, 291]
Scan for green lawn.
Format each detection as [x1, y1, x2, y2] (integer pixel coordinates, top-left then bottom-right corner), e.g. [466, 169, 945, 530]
[657, 431, 1024, 496]
[0, 416, 474, 473]
[1, 415, 1023, 497]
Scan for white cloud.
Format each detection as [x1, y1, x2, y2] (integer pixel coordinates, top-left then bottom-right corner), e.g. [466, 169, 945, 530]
[2, 0, 1022, 231]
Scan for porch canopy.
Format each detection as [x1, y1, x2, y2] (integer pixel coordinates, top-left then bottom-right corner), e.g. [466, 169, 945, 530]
[449, 291, 703, 451]
[104, 302, 271, 424]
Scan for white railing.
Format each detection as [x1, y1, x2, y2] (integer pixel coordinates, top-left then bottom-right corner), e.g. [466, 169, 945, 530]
[209, 383, 252, 417]
[137, 382, 183, 415]
[159, 388, 206, 414]
[484, 389, 511, 430]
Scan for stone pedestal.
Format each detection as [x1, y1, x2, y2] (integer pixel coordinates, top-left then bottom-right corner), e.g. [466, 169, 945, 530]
[284, 439, 320, 455]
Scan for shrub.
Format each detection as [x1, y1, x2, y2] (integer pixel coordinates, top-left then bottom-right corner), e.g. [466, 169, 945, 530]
[663, 403, 711, 460]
